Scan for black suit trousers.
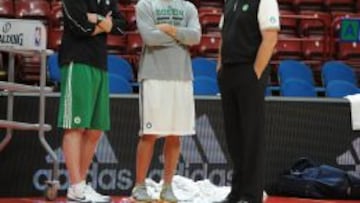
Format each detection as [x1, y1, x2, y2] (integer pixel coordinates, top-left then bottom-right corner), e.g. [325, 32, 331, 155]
[217, 63, 269, 203]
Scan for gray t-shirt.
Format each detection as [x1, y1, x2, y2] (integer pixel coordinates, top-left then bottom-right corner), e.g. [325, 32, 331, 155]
[136, 0, 201, 81]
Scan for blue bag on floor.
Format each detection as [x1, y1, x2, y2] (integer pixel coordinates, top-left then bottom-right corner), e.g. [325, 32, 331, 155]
[276, 158, 360, 199]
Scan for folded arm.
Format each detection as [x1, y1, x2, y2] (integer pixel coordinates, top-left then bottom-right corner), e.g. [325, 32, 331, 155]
[156, 3, 201, 46]
[136, 1, 176, 46]
[62, 0, 99, 36]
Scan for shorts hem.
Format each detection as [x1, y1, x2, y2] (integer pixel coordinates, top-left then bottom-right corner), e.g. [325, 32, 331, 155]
[58, 125, 109, 131]
[139, 130, 196, 137]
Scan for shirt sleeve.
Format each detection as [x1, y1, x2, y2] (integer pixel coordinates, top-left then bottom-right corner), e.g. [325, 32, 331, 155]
[258, 0, 280, 31]
[173, 2, 201, 46]
[135, 0, 176, 46]
[62, 0, 95, 36]
[109, 0, 127, 35]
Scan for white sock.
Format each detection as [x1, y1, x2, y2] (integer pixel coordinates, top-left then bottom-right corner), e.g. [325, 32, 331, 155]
[71, 180, 86, 194]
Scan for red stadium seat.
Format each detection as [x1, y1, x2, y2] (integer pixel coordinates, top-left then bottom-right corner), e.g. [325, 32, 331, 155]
[278, 0, 293, 4]
[198, 6, 222, 15]
[337, 42, 360, 60]
[198, 0, 223, 8]
[119, 5, 136, 31]
[278, 0, 293, 10]
[15, 0, 50, 20]
[126, 31, 143, 54]
[324, 0, 355, 12]
[47, 28, 63, 51]
[273, 37, 303, 60]
[107, 34, 127, 55]
[50, 0, 62, 7]
[49, 1, 63, 29]
[279, 10, 298, 37]
[299, 11, 331, 36]
[0, 0, 14, 17]
[199, 12, 221, 34]
[118, 0, 132, 6]
[197, 34, 221, 58]
[293, 0, 324, 11]
[302, 37, 329, 60]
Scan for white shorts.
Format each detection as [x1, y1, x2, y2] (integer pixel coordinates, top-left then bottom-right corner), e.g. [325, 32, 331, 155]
[139, 79, 196, 136]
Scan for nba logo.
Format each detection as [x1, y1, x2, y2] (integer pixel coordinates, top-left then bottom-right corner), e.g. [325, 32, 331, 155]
[34, 27, 41, 47]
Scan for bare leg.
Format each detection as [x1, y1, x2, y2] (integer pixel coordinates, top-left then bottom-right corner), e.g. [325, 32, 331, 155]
[163, 136, 181, 184]
[80, 129, 102, 181]
[135, 134, 157, 184]
[62, 129, 85, 185]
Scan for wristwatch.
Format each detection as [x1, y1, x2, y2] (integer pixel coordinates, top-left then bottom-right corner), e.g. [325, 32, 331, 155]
[96, 15, 105, 25]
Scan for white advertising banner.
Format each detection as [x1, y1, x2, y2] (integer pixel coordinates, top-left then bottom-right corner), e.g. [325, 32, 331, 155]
[0, 18, 47, 51]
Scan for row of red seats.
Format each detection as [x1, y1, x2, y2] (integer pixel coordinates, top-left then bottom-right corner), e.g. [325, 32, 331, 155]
[45, 0, 360, 11]
[4, 37, 360, 86]
[37, 0, 223, 8]
[0, 0, 222, 33]
[3, 0, 359, 15]
[0, 0, 51, 20]
[274, 37, 360, 61]
[277, 13, 360, 61]
[35, 27, 360, 85]
[280, 10, 360, 37]
[278, 0, 359, 12]
[46, 29, 360, 62]
[9, 0, 359, 37]
[47, 29, 220, 58]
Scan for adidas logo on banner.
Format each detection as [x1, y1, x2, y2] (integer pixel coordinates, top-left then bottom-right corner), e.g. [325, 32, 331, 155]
[33, 133, 134, 191]
[337, 137, 360, 177]
[34, 115, 231, 192]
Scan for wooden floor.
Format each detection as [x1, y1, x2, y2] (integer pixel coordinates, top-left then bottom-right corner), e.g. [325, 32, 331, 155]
[0, 196, 359, 203]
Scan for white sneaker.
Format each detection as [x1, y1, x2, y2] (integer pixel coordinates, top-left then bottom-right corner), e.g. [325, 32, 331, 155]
[85, 184, 111, 202]
[160, 184, 178, 203]
[131, 183, 155, 202]
[67, 186, 110, 203]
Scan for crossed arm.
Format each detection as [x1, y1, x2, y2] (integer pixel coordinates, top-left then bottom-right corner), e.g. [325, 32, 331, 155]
[87, 12, 113, 35]
[136, 1, 201, 47]
[62, 0, 126, 36]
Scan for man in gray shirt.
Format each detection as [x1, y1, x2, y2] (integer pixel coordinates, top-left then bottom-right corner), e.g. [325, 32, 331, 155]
[132, 0, 201, 202]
